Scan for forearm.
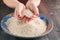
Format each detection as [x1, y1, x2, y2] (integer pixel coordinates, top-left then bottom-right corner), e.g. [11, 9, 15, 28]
[28, 0, 41, 7]
[3, 0, 24, 8]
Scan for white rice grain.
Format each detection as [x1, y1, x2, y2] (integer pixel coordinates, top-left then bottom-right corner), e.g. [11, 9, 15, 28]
[5, 17, 47, 37]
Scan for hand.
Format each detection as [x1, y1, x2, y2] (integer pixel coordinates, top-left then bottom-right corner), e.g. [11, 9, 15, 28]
[13, 3, 25, 19]
[26, 1, 39, 16]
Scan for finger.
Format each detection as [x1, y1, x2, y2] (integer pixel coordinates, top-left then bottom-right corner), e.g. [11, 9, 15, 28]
[29, 3, 39, 16]
[18, 4, 25, 18]
[14, 10, 22, 19]
[14, 4, 25, 19]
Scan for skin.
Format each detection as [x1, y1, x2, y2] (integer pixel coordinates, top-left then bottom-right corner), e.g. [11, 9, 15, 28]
[13, 3, 25, 19]
[14, 0, 41, 20]
[26, 0, 41, 17]
[3, 0, 48, 18]
[3, 0, 20, 8]
[3, 0, 41, 21]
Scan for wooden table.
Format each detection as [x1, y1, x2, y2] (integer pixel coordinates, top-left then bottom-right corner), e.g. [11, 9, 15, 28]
[0, 0, 60, 40]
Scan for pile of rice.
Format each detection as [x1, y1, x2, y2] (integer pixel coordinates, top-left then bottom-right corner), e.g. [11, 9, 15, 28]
[5, 17, 47, 37]
[5, 9, 47, 37]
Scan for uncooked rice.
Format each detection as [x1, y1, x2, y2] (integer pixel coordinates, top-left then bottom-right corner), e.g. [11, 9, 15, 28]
[5, 17, 47, 37]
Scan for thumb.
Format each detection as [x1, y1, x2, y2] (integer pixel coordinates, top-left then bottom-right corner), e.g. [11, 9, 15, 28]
[29, 3, 39, 16]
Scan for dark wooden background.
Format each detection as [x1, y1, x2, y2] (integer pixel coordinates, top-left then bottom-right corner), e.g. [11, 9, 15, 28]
[0, 0, 60, 40]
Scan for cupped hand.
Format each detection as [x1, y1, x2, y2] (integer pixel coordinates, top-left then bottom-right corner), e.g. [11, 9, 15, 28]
[26, 0, 41, 18]
[13, 0, 41, 21]
[13, 3, 25, 19]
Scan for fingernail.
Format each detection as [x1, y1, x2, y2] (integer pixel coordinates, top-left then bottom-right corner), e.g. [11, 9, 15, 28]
[35, 14, 39, 16]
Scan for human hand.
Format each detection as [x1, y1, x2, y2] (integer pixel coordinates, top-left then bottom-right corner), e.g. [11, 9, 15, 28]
[13, 3, 25, 19]
[26, 0, 41, 17]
